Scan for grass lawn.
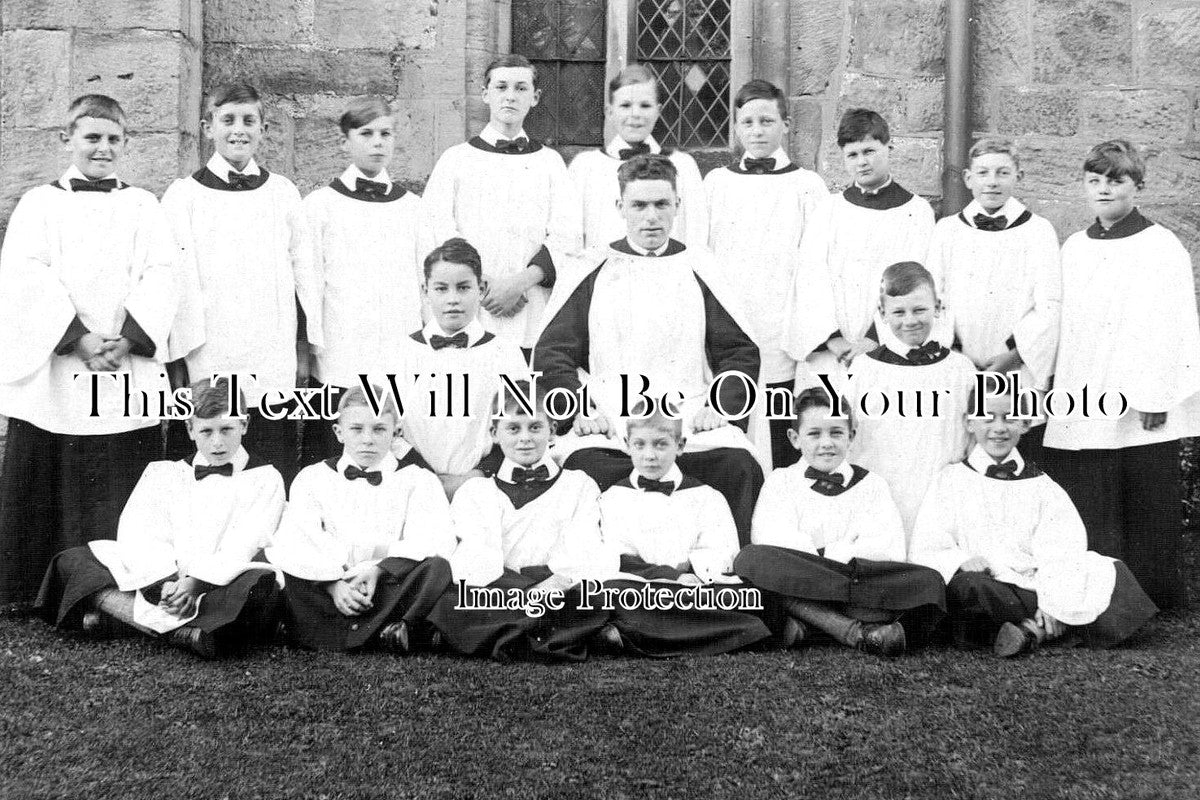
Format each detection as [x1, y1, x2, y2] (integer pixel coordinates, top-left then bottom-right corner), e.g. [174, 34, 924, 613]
[3, 590, 1199, 800]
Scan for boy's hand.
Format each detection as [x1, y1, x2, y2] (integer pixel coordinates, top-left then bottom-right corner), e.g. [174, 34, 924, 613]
[573, 406, 614, 438]
[958, 556, 992, 574]
[342, 563, 383, 603]
[97, 336, 132, 368]
[531, 573, 575, 595]
[438, 471, 483, 501]
[983, 349, 1024, 375]
[825, 336, 851, 363]
[1034, 608, 1066, 638]
[327, 579, 372, 617]
[159, 576, 203, 618]
[691, 407, 728, 433]
[481, 273, 531, 318]
[690, 562, 721, 584]
[76, 333, 115, 370]
[840, 338, 877, 366]
[1139, 411, 1167, 431]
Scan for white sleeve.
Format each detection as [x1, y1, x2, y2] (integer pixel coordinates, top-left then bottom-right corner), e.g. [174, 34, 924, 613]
[285, 182, 323, 349]
[826, 477, 907, 563]
[388, 467, 458, 561]
[750, 472, 817, 553]
[688, 488, 739, 575]
[187, 469, 286, 585]
[674, 153, 709, 246]
[546, 151, 583, 258]
[1031, 479, 1117, 625]
[420, 150, 464, 249]
[548, 476, 618, 581]
[264, 471, 349, 581]
[908, 469, 972, 580]
[122, 196, 181, 358]
[447, 478, 506, 587]
[783, 197, 840, 359]
[94, 463, 179, 589]
[160, 180, 207, 361]
[1011, 220, 1062, 387]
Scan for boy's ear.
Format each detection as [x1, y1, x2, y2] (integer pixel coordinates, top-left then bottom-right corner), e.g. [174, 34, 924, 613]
[961, 167, 972, 187]
[530, 87, 541, 108]
[58, 129, 70, 145]
[479, 277, 489, 294]
[676, 435, 687, 451]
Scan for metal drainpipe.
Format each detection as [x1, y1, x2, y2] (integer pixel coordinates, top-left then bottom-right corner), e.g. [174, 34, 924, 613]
[942, 0, 973, 216]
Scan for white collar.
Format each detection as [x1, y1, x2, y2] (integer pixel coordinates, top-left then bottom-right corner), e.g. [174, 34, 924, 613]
[479, 123, 529, 146]
[855, 175, 893, 195]
[741, 147, 791, 170]
[605, 135, 663, 159]
[879, 321, 935, 359]
[337, 451, 398, 476]
[193, 445, 249, 473]
[629, 463, 683, 490]
[963, 197, 1026, 226]
[60, 164, 121, 190]
[339, 164, 392, 192]
[967, 444, 1025, 476]
[497, 453, 559, 484]
[796, 457, 853, 485]
[421, 318, 487, 347]
[206, 152, 261, 181]
[625, 238, 671, 257]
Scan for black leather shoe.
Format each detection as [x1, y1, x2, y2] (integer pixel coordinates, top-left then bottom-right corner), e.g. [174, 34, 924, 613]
[590, 623, 624, 654]
[166, 626, 218, 659]
[377, 621, 411, 655]
[859, 621, 906, 657]
[993, 621, 1039, 658]
[781, 616, 807, 649]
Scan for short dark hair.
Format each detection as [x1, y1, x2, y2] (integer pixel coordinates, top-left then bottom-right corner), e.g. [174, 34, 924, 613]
[837, 108, 890, 148]
[879, 261, 937, 302]
[734, 79, 788, 121]
[607, 64, 662, 104]
[1083, 139, 1146, 188]
[483, 54, 538, 88]
[204, 82, 263, 122]
[490, 379, 552, 423]
[339, 97, 393, 135]
[617, 153, 677, 195]
[793, 386, 852, 432]
[423, 238, 483, 282]
[66, 94, 126, 133]
[190, 377, 241, 419]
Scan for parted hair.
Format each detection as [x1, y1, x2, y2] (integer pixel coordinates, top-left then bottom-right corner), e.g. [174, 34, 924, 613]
[1083, 139, 1146, 188]
[617, 153, 678, 194]
[483, 54, 538, 87]
[339, 97, 393, 135]
[837, 107, 890, 148]
[733, 79, 788, 120]
[423, 237, 483, 282]
[66, 94, 126, 132]
[879, 260, 937, 301]
[607, 64, 662, 104]
[968, 137, 1022, 171]
[190, 378, 242, 420]
[792, 386, 853, 432]
[203, 82, 263, 122]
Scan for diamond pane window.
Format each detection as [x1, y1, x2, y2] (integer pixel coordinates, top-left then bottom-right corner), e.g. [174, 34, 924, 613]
[636, 0, 731, 148]
[512, 0, 606, 146]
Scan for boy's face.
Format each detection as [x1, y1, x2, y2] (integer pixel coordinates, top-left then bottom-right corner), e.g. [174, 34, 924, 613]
[967, 394, 1029, 462]
[964, 152, 1021, 213]
[787, 409, 852, 473]
[609, 81, 659, 145]
[204, 101, 264, 170]
[618, 178, 678, 250]
[482, 67, 539, 130]
[423, 260, 482, 334]
[881, 284, 939, 347]
[334, 405, 397, 470]
[735, 98, 788, 160]
[187, 414, 248, 467]
[841, 136, 891, 191]
[626, 423, 684, 482]
[1085, 171, 1140, 226]
[343, 114, 395, 177]
[64, 117, 126, 180]
[492, 411, 552, 467]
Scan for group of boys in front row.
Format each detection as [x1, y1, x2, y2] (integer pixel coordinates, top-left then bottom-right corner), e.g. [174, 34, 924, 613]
[1, 52, 1194, 663]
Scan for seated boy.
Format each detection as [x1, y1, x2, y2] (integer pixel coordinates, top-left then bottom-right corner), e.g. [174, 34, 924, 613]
[266, 386, 455, 652]
[735, 388, 945, 657]
[0, 94, 177, 605]
[35, 378, 285, 658]
[845, 261, 976, 538]
[598, 404, 771, 657]
[911, 385, 1158, 656]
[428, 382, 616, 662]
[535, 154, 764, 544]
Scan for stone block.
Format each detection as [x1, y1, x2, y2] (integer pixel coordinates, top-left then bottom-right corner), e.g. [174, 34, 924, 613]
[204, 0, 304, 45]
[204, 46, 396, 97]
[836, 75, 942, 136]
[1142, 145, 1200, 202]
[0, 127, 65, 227]
[1080, 89, 1191, 143]
[905, 77, 944, 133]
[788, 98, 823, 172]
[1021, 197, 1091, 243]
[1137, 4, 1200, 84]
[888, 135, 942, 196]
[850, 0, 946, 77]
[313, 0, 440, 50]
[292, 114, 348, 188]
[120, 130, 187, 195]
[989, 86, 1079, 137]
[1033, 0, 1132, 84]
[1, 31, 72, 130]
[2, 0, 189, 31]
[1012, 136, 1088, 200]
[972, 0, 1031, 85]
[790, 0, 846, 96]
[72, 31, 187, 131]
[257, 101, 297, 177]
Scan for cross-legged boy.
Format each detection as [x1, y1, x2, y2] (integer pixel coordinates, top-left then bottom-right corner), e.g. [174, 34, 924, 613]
[266, 387, 455, 652]
[535, 154, 764, 544]
[36, 379, 286, 657]
[912, 386, 1158, 656]
[163, 82, 321, 486]
[1042, 139, 1200, 611]
[735, 388, 945, 657]
[0, 94, 178, 605]
[598, 405, 771, 657]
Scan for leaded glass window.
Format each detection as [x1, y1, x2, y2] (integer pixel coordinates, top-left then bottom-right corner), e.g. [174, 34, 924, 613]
[636, 0, 732, 148]
[512, 0, 607, 146]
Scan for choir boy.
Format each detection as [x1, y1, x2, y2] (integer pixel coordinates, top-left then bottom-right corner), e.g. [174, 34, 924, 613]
[704, 79, 828, 467]
[535, 154, 764, 544]
[421, 55, 579, 353]
[0, 94, 178, 605]
[845, 261, 975, 538]
[1042, 139, 1200, 611]
[912, 386, 1157, 656]
[429, 382, 616, 662]
[569, 64, 708, 248]
[266, 386, 455, 652]
[36, 379, 286, 658]
[784, 108, 935, 384]
[163, 82, 321, 485]
[735, 388, 945, 657]
[300, 97, 425, 464]
[598, 405, 771, 657]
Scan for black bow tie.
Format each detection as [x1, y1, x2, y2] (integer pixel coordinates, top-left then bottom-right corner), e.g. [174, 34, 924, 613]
[973, 213, 1007, 232]
[743, 156, 776, 174]
[618, 142, 651, 160]
[494, 137, 529, 154]
[985, 460, 1019, 479]
[637, 476, 675, 495]
[358, 179, 388, 197]
[429, 331, 469, 350]
[511, 465, 550, 484]
[227, 172, 256, 190]
[69, 177, 119, 193]
[805, 466, 847, 495]
[194, 462, 234, 480]
[906, 341, 943, 364]
[344, 465, 383, 486]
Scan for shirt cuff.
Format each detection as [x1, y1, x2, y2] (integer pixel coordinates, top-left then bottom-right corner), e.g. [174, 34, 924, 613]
[54, 316, 91, 356]
[120, 314, 156, 358]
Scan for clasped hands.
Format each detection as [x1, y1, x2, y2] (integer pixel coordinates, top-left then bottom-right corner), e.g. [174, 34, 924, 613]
[327, 562, 384, 617]
[76, 332, 131, 371]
